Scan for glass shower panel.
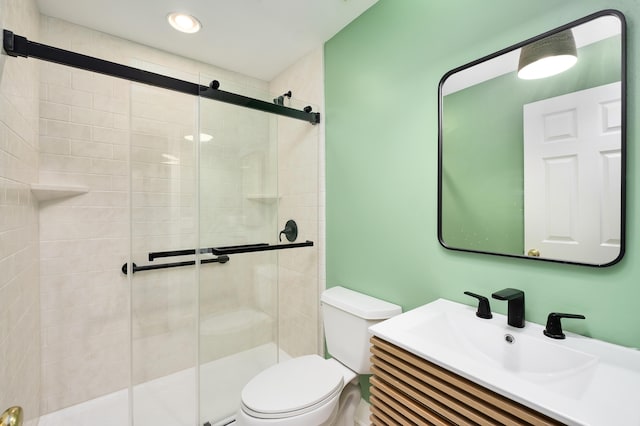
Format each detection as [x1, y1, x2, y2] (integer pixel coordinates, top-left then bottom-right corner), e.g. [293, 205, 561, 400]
[129, 82, 198, 426]
[198, 83, 280, 426]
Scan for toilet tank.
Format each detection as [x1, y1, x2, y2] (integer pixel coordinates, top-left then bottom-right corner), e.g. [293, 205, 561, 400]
[321, 286, 402, 374]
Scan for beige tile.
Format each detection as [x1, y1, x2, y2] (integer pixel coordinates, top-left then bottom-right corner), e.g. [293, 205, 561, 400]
[40, 101, 70, 121]
[0, 0, 41, 419]
[26, 12, 325, 417]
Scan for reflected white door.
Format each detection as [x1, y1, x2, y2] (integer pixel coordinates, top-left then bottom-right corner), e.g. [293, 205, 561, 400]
[523, 82, 621, 264]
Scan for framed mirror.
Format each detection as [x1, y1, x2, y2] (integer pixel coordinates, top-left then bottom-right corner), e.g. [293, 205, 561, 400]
[438, 10, 626, 267]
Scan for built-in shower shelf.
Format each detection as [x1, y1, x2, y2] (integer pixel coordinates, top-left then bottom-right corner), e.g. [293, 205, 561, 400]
[246, 194, 280, 202]
[30, 183, 89, 201]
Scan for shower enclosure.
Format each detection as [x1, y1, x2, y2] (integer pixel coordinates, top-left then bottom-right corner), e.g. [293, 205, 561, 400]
[2, 29, 320, 426]
[128, 77, 316, 426]
[129, 80, 294, 426]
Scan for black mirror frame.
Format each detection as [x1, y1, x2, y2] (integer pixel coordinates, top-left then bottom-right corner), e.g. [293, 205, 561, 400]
[437, 9, 627, 267]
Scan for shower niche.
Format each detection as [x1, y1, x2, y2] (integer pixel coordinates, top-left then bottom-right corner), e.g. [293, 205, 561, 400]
[243, 152, 279, 202]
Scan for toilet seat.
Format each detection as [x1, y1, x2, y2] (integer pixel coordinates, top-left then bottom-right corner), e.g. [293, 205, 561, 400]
[241, 355, 344, 419]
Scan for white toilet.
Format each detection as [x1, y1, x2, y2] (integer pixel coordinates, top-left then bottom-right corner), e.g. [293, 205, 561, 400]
[235, 286, 401, 425]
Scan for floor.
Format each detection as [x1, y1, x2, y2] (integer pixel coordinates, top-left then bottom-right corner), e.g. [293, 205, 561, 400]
[38, 343, 285, 426]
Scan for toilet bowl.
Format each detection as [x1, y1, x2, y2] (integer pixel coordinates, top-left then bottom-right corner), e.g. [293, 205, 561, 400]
[237, 356, 353, 425]
[235, 286, 401, 426]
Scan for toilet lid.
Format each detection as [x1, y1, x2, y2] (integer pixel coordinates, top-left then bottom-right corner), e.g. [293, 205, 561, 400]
[241, 355, 344, 419]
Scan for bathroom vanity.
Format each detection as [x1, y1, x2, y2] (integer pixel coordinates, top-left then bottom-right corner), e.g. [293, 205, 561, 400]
[369, 336, 561, 425]
[368, 299, 640, 425]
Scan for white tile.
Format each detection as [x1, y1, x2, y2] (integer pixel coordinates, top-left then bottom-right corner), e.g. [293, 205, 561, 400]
[70, 106, 114, 128]
[92, 127, 128, 145]
[43, 120, 91, 140]
[0, 0, 41, 419]
[46, 85, 93, 108]
[40, 101, 70, 121]
[70, 140, 113, 159]
[92, 93, 128, 113]
[40, 63, 72, 87]
[39, 136, 70, 155]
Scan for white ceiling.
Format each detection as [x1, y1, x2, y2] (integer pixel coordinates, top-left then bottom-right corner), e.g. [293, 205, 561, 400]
[36, 0, 378, 81]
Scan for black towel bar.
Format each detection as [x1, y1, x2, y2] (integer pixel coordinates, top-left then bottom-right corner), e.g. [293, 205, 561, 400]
[148, 241, 313, 260]
[121, 255, 230, 275]
[148, 247, 211, 261]
[125, 240, 313, 275]
[208, 241, 313, 255]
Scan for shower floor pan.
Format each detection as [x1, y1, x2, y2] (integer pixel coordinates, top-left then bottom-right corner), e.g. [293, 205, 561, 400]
[38, 342, 287, 426]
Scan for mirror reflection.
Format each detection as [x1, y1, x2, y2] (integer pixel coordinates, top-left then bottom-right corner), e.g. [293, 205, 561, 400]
[438, 10, 625, 267]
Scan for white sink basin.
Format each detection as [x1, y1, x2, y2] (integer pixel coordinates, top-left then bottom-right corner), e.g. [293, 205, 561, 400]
[369, 298, 640, 426]
[415, 309, 597, 384]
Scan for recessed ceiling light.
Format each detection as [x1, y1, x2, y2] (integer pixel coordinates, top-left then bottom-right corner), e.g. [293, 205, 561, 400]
[167, 12, 201, 34]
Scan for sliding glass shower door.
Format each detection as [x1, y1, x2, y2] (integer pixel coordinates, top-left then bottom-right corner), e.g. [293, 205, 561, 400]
[128, 78, 282, 426]
[129, 81, 199, 426]
[4, 25, 318, 424]
[197, 82, 281, 425]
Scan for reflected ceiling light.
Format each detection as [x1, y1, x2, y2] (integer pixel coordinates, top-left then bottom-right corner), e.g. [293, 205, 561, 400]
[161, 153, 179, 165]
[517, 30, 577, 80]
[184, 133, 213, 142]
[167, 12, 202, 34]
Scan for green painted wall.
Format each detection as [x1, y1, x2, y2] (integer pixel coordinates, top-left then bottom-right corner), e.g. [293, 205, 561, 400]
[325, 0, 639, 354]
[441, 37, 621, 255]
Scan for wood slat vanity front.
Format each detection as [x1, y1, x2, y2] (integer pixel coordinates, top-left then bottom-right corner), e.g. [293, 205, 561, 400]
[369, 336, 565, 426]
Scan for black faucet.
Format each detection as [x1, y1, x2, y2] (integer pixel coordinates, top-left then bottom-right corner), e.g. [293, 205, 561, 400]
[463, 291, 492, 319]
[544, 313, 586, 339]
[491, 288, 525, 328]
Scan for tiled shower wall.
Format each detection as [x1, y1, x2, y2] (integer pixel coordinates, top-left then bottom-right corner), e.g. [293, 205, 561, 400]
[36, 15, 323, 414]
[270, 48, 325, 357]
[38, 56, 132, 413]
[0, 3, 322, 417]
[37, 16, 269, 413]
[0, 0, 41, 424]
[129, 81, 198, 386]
